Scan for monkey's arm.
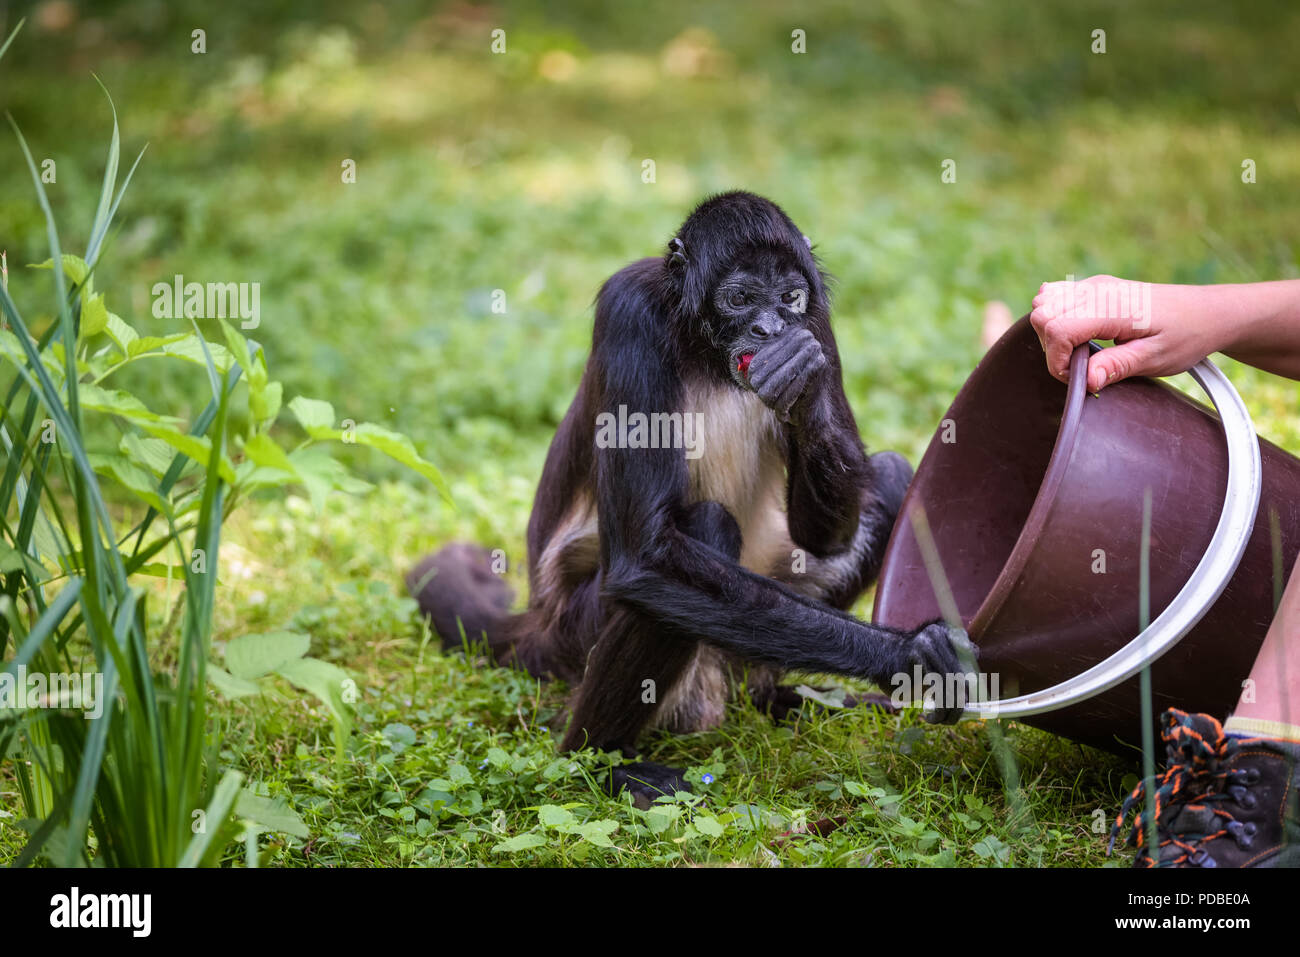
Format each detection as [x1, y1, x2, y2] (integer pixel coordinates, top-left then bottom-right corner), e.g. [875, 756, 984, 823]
[746, 327, 877, 556]
[784, 381, 875, 555]
[604, 529, 957, 689]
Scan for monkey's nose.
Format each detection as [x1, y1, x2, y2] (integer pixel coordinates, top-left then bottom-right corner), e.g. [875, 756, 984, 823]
[749, 315, 784, 339]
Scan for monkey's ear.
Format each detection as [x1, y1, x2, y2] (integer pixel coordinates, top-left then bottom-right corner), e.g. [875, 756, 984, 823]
[667, 236, 689, 269]
[802, 234, 812, 249]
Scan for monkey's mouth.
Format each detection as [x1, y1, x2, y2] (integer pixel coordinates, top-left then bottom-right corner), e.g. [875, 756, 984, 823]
[728, 350, 758, 390]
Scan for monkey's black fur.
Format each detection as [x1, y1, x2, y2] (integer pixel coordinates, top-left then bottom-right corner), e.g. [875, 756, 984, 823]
[409, 191, 972, 804]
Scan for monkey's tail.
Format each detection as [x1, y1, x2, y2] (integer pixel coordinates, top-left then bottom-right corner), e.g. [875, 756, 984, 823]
[406, 543, 518, 660]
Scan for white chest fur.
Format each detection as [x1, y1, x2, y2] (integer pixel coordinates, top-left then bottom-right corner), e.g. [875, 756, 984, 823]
[681, 383, 791, 574]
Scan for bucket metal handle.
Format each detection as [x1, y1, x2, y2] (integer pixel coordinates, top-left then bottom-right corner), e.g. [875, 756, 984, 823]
[959, 345, 1263, 719]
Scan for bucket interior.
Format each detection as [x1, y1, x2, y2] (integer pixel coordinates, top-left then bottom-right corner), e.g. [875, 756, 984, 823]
[873, 321, 1071, 632]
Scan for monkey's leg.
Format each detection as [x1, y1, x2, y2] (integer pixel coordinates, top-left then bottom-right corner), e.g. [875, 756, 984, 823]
[563, 501, 743, 807]
[509, 575, 606, 685]
[506, 566, 698, 807]
[562, 607, 700, 807]
[513, 579, 695, 803]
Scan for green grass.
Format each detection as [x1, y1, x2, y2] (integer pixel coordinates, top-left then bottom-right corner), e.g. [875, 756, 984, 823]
[186, 483, 1131, 867]
[3, 0, 1299, 865]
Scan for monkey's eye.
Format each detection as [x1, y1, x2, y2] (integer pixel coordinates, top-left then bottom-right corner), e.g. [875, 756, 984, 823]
[782, 290, 807, 309]
[727, 291, 747, 308]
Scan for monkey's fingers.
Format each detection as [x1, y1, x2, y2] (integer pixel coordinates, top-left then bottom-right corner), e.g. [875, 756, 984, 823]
[751, 337, 824, 415]
[771, 343, 827, 417]
[747, 328, 811, 384]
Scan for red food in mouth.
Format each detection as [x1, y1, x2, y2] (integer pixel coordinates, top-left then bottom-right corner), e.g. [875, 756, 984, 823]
[737, 353, 754, 377]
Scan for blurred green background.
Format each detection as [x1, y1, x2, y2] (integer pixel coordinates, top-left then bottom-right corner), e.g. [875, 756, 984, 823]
[5, 0, 1298, 510]
[3, 0, 1300, 867]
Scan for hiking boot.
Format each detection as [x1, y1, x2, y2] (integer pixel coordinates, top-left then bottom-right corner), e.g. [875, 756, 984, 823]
[1110, 708, 1300, 868]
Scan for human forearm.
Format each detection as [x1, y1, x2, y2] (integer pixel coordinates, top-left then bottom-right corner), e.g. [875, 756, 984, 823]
[1030, 275, 1300, 389]
[1204, 280, 1300, 379]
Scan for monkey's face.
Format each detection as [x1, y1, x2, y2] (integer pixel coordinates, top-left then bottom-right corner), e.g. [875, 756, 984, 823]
[710, 256, 811, 390]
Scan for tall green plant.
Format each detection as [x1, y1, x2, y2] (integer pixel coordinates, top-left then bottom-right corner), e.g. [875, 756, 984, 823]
[0, 22, 446, 865]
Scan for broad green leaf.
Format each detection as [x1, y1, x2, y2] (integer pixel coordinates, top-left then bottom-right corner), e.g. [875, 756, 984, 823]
[576, 820, 619, 846]
[79, 291, 109, 338]
[29, 512, 69, 561]
[693, 815, 724, 837]
[491, 832, 546, 854]
[160, 334, 235, 372]
[140, 423, 237, 483]
[126, 332, 189, 357]
[0, 541, 40, 575]
[288, 395, 334, 431]
[44, 341, 91, 383]
[30, 254, 89, 287]
[844, 781, 880, 799]
[0, 544, 25, 573]
[234, 460, 300, 491]
[88, 453, 169, 514]
[218, 319, 253, 378]
[80, 383, 178, 424]
[225, 630, 311, 680]
[242, 432, 298, 477]
[354, 423, 446, 491]
[274, 656, 353, 729]
[644, 805, 679, 834]
[235, 789, 310, 839]
[207, 663, 262, 699]
[310, 422, 449, 499]
[103, 311, 138, 353]
[972, 835, 1011, 863]
[287, 447, 372, 512]
[119, 433, 176, 476]
[0, 329, 67, 379]
[0, 328, 29, 363]
[382, 723, 417, 749]
[794, 684, 847, 709]
[251, 380, 282, 426]
[539, 804, 575, 828]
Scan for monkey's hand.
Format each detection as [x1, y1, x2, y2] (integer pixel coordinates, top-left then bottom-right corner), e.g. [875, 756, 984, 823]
[897, 622, 980, 726]
[746, 328, 828, 421]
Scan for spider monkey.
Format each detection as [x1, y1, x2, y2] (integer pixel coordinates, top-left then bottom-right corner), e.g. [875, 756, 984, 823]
[409, 191, 971, 805]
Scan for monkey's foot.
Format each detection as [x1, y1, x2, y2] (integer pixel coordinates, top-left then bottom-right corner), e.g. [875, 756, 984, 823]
[608, 761, 690, 810]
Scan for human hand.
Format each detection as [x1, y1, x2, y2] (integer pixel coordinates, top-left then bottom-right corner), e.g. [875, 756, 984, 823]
[1029, 275, 1222, 392]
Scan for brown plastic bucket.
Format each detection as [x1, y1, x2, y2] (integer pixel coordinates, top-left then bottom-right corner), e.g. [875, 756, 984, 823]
[872, 316, 1300, 753]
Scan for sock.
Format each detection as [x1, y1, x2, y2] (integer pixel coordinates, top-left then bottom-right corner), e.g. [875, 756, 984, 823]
[1224, 716, 1300, 744]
